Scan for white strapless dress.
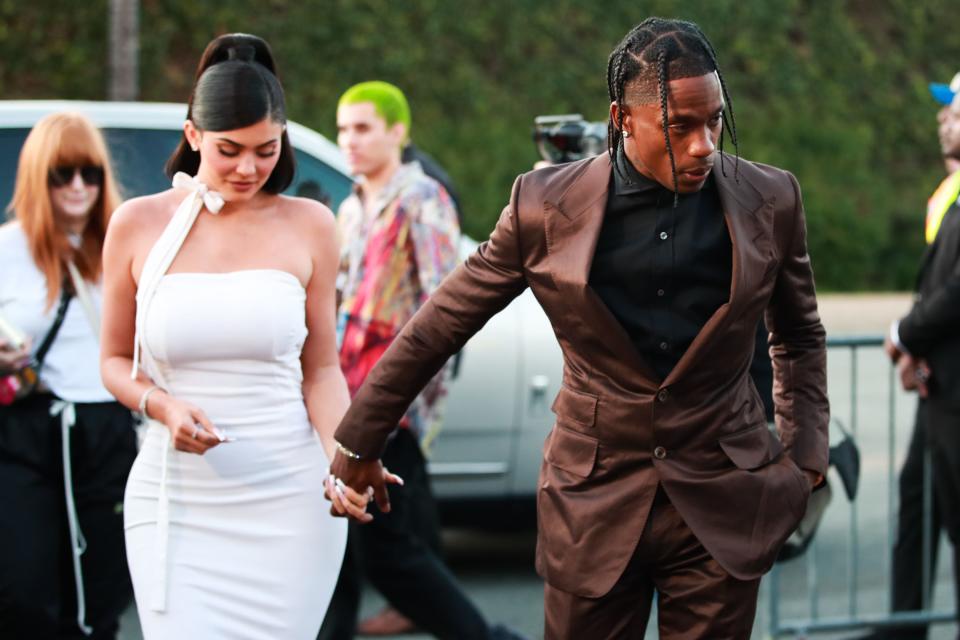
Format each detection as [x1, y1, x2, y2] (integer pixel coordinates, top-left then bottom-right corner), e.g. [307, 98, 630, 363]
[124, 269, 347, 639]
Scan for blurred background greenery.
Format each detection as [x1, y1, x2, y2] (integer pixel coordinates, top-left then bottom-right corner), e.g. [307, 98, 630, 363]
[3, 0, 959, 290]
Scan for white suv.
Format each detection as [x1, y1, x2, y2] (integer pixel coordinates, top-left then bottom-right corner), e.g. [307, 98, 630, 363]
[0, 101, 561, 526]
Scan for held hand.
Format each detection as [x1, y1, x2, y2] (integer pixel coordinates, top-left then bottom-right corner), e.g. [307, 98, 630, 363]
[0, 337, 32, 375]
[897, 354, 920, 391]
[326, 449, 404, 522]
[153, 392, 224, 455]
[896, 355, 932, 397]
[915, 358, 932, 399]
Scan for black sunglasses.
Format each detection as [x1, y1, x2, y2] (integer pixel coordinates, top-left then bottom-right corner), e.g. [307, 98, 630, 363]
[48, 165, 104, 187]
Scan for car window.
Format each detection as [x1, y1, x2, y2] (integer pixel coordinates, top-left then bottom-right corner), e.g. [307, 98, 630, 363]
[0, 129, 30, 216]
[0, 125, 353, 222]
[0, 127, 180, 218]
[103, 128, 181, 200]
[290, 148, 353, 210]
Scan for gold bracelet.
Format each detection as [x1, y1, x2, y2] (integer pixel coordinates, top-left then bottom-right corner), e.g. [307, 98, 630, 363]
[138, 385, 160, 418]
[335, 440, 363, 460]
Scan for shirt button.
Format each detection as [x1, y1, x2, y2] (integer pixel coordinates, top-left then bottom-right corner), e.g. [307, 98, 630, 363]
[657, 289, 665, 297]
[654, 446, 667, 459]
[657, 389, 669, 402]
[659, 231, 669, 240]
[659, 341, 669, 351]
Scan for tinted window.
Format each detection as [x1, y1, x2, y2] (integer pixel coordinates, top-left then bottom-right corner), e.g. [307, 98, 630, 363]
[1, 124, 352, 221]
[103, 128, 181, 200]
[290, 149, 353, 210]
[0, 129, 29, 217]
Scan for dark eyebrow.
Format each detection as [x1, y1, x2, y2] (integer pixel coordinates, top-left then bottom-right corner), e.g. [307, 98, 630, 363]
[668, 107, 724, 124]
[215, 137, 280, 149]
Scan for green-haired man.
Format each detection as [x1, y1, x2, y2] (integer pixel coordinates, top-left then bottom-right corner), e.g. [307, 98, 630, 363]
[320, 81, 523, 640]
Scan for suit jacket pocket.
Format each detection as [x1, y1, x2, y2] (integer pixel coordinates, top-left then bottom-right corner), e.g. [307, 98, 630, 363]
[718, 424, 783, 470]
[550, 386, 599, 429]
[545, 426, 598, 478]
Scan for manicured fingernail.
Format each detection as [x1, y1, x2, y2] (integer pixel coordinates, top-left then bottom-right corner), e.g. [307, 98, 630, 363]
[335, 478, 347, 492]
[395, 474, 405, 486]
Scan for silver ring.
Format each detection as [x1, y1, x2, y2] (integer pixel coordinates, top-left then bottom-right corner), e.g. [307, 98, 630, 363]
[191, 425, 200, 439]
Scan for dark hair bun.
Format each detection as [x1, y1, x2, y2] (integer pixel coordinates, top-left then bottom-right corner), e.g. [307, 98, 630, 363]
[227, 44, 256, 63]
[193, 33, 278, 82]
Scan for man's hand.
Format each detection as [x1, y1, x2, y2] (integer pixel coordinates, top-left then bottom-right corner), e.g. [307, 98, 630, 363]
[326, 448, 403, 523]
[896, 354, 932, 397]
[883, 334, 903, 364]
[804, 469, 822, 491]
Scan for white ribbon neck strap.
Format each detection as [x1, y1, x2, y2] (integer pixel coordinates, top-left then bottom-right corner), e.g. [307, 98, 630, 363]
[171, 172, 225, 215]
[130, 173, 225, 613]
[130, 173, 225, 381]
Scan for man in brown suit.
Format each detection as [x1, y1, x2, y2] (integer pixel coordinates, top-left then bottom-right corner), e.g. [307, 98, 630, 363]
[327, 17, 829, 639]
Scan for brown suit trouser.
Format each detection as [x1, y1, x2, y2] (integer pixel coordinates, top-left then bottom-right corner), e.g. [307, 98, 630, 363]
[544, 487, 761, 640]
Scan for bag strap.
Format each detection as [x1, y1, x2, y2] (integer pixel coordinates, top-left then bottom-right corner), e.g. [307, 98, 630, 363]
[65, 261, 99, 339]
[32, 276, 74, 372]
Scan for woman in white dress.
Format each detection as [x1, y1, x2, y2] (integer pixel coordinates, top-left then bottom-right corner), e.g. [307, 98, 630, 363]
[99, 34, 372, 639]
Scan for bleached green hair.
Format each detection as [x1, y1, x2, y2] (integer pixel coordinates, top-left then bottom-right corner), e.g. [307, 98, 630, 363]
[338, 81, 411, 141]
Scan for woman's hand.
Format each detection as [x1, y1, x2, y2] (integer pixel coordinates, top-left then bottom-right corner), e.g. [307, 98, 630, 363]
[151, 391, 224, 455]
[0, 337, 31, 376]
[326, 452, 404, 522]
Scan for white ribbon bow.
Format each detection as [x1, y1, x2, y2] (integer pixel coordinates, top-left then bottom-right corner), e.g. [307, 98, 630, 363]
[172, 172, 225, 214]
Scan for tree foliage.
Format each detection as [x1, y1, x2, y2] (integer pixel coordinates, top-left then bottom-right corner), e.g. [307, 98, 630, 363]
[3, 0, 958, 289]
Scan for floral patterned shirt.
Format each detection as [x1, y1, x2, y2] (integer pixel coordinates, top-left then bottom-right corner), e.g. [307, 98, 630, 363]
[336, 161, 460, 445]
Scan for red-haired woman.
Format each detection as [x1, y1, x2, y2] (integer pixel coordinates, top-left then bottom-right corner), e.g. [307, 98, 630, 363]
[0, 112, 136, 639]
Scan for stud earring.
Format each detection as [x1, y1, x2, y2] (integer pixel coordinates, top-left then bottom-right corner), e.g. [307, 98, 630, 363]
[623, 131, 631, 138]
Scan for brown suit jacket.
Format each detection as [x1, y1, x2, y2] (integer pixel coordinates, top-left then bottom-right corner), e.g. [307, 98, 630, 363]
[335, 152, 830, 598]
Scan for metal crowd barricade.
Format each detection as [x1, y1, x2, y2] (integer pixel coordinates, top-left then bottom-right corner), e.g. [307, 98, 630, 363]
[766, 335, 957, 638]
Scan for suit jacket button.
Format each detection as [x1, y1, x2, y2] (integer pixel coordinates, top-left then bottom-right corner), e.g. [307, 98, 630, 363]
[654, 446, 667, 459]
[657, 389, 669, 402]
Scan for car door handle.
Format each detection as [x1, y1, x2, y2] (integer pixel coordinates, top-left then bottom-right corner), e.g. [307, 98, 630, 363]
[529, 375, 550, 413]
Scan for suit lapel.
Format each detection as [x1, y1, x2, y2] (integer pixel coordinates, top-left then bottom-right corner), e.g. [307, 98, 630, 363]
[663, 161, 772, 386]
[544, 155, 660, 388]
[543, 154, 773, 389]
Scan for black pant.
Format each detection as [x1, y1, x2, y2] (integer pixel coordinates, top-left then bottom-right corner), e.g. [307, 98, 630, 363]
[317, 429, 491, 640]
[928, 402, 960, 629]
[882, 401, 942, 640]
[0, 395, 137, 639]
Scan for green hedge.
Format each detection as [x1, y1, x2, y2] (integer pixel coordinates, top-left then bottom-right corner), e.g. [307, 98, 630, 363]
[3, 0, 957, 290]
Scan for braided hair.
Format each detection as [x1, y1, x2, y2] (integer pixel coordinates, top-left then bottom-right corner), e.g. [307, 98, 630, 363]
[606, 18, 739, 205]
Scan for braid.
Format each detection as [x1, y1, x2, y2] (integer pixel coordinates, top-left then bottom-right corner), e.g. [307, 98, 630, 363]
[656, 51, 679, 207]
[607, 47, 627, 173]
[689, 23, 739, 181]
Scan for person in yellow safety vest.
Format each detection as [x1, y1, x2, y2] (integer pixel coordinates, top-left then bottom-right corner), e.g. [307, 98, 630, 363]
[927, 79, 960, 243]
[862, 77, 960, 640]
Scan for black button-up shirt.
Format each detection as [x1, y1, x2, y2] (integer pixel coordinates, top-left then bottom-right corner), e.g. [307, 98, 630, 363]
[589, 149, 732, 380]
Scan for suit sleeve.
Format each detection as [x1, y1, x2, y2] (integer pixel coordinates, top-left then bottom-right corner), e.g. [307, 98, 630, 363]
[897, 253, 960, 355]
[334, 175, 530, 458]
[765, 172, 830, 476]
